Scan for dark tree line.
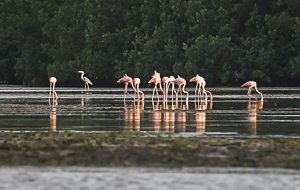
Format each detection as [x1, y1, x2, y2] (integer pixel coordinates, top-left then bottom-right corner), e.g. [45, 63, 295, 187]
[1, 0, 300, 87]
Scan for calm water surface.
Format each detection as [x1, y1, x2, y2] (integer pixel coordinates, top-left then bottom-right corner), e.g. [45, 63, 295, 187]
[1, 85, 300, 137]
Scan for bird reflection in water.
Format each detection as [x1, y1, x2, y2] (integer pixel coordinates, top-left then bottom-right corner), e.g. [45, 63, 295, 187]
[152, 100, 175, 132]
[150, 99, 188, 133]
[177, 112, 186, 133]
[151, 100, 162, 132]
[81, 97, 91, 107]
[50, 100, 58, 132]
[123, 100, 144, 131]
[246, 98, 263, 135]
[193, 99, 209, 133]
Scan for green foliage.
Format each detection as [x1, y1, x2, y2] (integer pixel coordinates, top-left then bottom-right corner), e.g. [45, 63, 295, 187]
[1, 0, 300, 86]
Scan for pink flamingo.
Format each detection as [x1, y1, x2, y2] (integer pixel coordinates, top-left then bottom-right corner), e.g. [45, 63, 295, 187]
[49, 77, 58, 105]
[241, 81, 263, 101]
[117, 74, 139, 99]
[189, 75, 205, 98]
[190, 75, 213, 101]
[133, 78, 144, 100]
[148, 70, 164, 101]
[173, 75, 189, 101]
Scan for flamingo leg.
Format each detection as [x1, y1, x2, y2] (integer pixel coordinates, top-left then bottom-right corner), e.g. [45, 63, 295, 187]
[247, 87, 257, 100]
[166, 83, 170, 103]
[137, 84, 144, 100]
[133, 84, 136, 100]
[124, 83, 128, 99]
[195, 83, 198, 98]
[198, 83, 202, 98]
[134, 84, 139, 100]
[172, 83, 174, 103]
[49, 83, 52, 105]
[163, 83, 166, 102]
[183, 85, 188, 101]
[155, 84, 159, 101]
[179, 85, 183, 102]
[53, 83, 58, 100]
[152, 86, 155, 101]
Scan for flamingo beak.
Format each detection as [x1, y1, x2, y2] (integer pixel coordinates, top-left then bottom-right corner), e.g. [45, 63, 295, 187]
[189, 78, 195, 82]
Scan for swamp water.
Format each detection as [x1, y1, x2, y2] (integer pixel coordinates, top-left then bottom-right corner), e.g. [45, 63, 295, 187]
[1, 85, 300, 137]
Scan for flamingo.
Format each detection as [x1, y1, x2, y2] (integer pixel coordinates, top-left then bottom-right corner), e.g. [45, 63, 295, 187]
[133, 78, 144, 100]
[49, 77, 58, 105]
[148, 70, 164, 101]
[173, 75, 188, 101]
[117, 74, 139, 99]
[162, 77, 170, 101]
[190, 75, 213, 101]
[241, 81, 263, 101]
[189, 75, 205, 98]
[78, 71, 92, 90]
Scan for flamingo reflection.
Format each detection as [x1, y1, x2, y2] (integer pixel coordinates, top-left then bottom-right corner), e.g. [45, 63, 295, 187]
[50, 101, 58, 132]
[150, 100, 162, 132]
[177, 112, 186, 133]
[150, 100, 176, 132]
[246, 98, 263, 135]
[123, 100, 144, 131]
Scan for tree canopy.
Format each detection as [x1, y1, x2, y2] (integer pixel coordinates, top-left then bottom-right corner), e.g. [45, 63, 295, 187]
[1, 0, 300, 86]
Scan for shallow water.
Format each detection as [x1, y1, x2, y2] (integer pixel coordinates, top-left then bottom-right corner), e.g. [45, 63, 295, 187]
[1, 85, 300, 137]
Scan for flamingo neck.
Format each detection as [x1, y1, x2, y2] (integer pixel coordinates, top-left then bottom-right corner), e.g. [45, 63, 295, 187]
[159, 82, 164, 94]
[255, 85, 263, 101]
[130, 81, 138, 93]
[182, 85, 189, 95]
[137, 84, 145, 100]
[204, 89, 213, 101]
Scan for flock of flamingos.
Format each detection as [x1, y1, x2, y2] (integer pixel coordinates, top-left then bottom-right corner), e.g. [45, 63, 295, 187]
[48, 70, 264, 105]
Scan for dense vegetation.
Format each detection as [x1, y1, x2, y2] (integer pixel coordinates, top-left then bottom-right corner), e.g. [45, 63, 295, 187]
[1, 0, 300, 87]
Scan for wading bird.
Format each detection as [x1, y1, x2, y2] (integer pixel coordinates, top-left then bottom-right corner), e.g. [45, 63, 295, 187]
[241, 81, 263, 101]
[133, 78, 144, 100]
[49, 77, 58, 105]
[148, 70, 164, 101]
[78, 71, 92, 90]
[190, 75, 213, 101]
[190, 75, 205, 98]
[117, 74, 139, 100]
[173, 75, 188, 101]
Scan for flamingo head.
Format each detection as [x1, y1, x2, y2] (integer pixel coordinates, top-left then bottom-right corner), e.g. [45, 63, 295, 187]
[189, 77, 197, 82]
[117, 78, 123, 83]
[148, 78, 155, 84]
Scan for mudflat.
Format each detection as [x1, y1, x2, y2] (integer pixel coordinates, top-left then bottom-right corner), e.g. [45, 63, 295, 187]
[0, 131, 300, 168]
